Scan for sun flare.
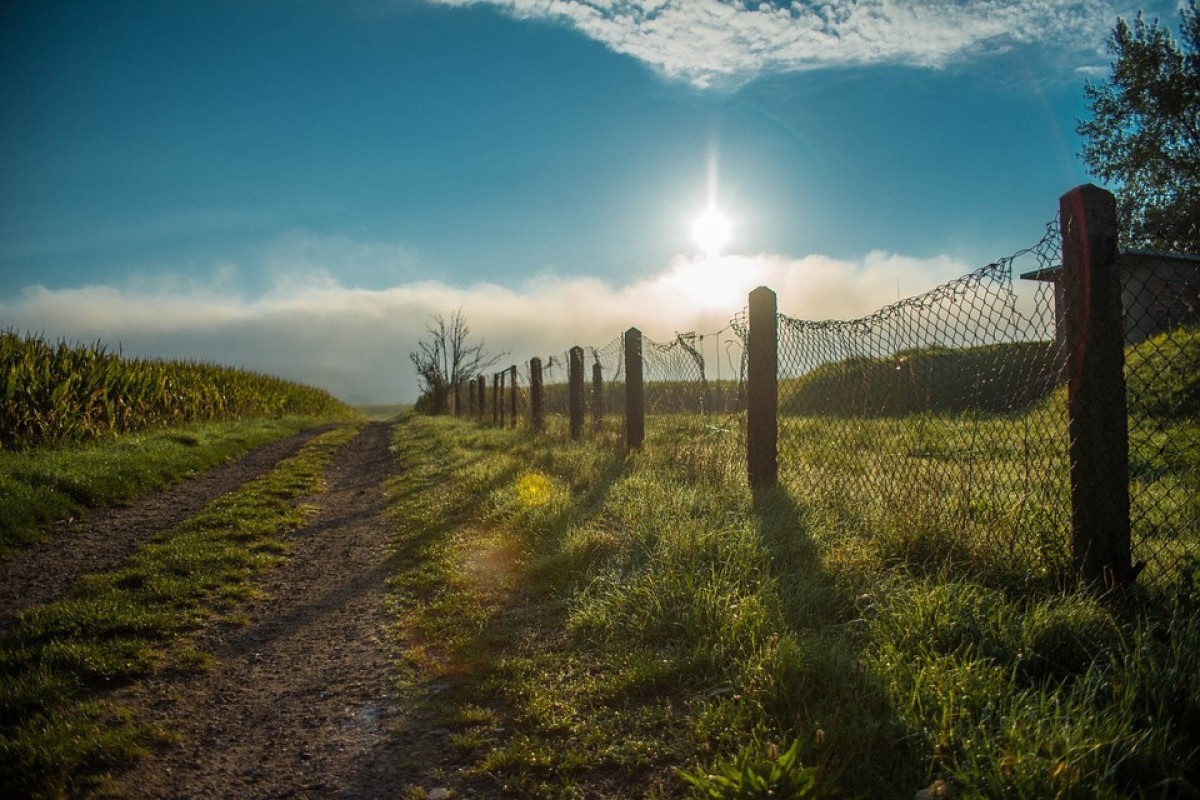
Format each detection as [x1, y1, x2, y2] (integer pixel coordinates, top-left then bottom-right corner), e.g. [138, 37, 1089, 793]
[691, 207, 732, 257]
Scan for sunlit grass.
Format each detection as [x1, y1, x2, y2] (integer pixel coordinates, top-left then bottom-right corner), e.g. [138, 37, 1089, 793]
[385, 410, 1200, 798]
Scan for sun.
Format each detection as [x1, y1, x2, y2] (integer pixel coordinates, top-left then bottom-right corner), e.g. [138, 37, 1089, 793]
[691, 206, 732, 257]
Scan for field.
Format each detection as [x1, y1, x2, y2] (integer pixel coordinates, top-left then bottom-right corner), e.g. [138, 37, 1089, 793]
[2, 329, 1198, 797]
[380, 409, 1199, 798]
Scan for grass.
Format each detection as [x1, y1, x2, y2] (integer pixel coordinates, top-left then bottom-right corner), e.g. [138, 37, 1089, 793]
[0, 415, 341, 557]
[0, 423, 361, 798]
[383, 410, 1200, 798]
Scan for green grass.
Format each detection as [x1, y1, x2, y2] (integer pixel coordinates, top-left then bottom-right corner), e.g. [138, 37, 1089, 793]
[383, 411, 1200, 798]
[0, 416, 342, 558]
[0, 423, 361, 798]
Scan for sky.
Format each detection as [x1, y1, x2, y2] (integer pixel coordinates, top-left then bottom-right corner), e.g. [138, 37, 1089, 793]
[0, 0, 1181, 404]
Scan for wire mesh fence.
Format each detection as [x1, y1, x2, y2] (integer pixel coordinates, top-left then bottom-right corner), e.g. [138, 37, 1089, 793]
[1120, 251, 1200, 588]
[449, 186, 1197, 591]
[769, 223, 1073, 583]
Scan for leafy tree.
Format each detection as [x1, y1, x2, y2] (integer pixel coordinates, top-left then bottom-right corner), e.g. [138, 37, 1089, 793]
[409, 309, 503, 414]
[1078, 1, 1200, 252]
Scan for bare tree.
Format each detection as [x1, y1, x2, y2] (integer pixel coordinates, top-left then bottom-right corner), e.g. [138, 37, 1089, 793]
[409, 309, 503, 414]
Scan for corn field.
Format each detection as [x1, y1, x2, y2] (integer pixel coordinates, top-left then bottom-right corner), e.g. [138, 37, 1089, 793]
[1, 331, 352, 450]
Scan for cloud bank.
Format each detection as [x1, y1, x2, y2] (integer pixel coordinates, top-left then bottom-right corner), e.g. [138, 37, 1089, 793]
[2, 250, 979, 404]
[425, 0, 1116, 85]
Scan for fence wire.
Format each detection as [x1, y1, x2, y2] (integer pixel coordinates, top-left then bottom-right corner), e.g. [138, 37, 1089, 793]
[455, 219, 1198, 590]
[772, 223, 1072, 582]
[1121, 251, 1200, 586]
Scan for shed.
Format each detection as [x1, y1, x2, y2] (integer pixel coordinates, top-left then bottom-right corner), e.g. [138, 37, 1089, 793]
[1021, 249, 1200, 346]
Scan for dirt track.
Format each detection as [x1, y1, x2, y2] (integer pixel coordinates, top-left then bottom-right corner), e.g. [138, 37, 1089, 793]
[1, 422, 478, 797]
[109, 421, 456, 798]
[0, 426, 329, 628]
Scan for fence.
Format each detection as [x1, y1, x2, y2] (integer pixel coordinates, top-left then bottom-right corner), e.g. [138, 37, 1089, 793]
[450, 185, 1198, 592]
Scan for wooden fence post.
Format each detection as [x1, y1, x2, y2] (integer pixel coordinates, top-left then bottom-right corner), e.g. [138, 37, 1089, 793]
[530, 358, 544, 432]
[1059, 184, 1134, 588]
[747, 286, 778, 489]
[477, 375, 486, 423]
[493, 373, 501, 426]
[569, 346, 584, 440]
[468, 377, 477, 417]
[592, 361, 604, 428]
[509, 365, 518, 428]
[625, 327, 644, 448]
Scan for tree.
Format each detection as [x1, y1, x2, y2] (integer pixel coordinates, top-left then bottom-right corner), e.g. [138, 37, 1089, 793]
[409, 309, 503, 414]
[1078, 1, 1200, 253]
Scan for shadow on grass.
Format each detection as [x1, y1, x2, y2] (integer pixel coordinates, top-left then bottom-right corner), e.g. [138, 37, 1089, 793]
[750, 484, 925, 798]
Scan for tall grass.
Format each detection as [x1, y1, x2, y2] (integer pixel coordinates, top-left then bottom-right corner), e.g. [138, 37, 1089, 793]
[385, 369, 1199, 797]
[1, 330, 354, 450]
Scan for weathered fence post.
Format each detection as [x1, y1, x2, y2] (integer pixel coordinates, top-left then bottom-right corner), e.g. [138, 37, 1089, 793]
[747, 286, 778, 489]
[530, 358, 544, 432]
[509, 365, 518, 428]
[468, 377, 477, 418]
[625, 327, 644, 448]
[493, 373, 501, 427]
[592, 361, 604, 428]
[569, 346, 584, 440]
[1059, 184, 1133, 588]
[477, 375, 486, 423]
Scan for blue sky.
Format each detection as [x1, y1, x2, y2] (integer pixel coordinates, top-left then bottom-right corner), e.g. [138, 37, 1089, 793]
[0, 0, 1177, 402]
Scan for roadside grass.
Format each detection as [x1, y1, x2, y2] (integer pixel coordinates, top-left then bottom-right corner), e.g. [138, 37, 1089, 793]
[0, 423, 360, 798]
[385, 412, 1200, 798]
[0, 416, 341, 557]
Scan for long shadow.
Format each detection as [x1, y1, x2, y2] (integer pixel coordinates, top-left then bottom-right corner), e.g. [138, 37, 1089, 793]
[342, 434, 635, 798]
[750, 483, 924, 797]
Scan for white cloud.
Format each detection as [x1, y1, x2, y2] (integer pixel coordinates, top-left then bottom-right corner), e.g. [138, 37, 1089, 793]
[1, 248, 980, 404]
[423, 0, 1119, 85]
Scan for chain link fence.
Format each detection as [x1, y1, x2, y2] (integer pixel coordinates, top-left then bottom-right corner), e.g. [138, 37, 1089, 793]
[768, 224, 1073, 583]
[454, 187, 1198, 590]
[1120, 251, 1200, 589]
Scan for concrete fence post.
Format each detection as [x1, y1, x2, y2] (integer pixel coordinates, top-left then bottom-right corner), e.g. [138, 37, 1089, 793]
[1059, 184, 1134, 588]
[625, 327, 644, 448]
[747, 286, 778, 489]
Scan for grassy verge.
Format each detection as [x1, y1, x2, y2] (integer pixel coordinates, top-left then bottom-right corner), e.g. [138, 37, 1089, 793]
[385, 414, 1200, 798]
[0, 416, 343, 557]
[0, 423, 361, 798]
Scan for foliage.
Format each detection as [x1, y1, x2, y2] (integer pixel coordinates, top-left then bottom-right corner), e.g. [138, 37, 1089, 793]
[1078, 1, 1200, 252]
[678, 739, 822, 799]
[409, 309, 503, 414]
[1125, 325, 1200, 418]
[1, 330, 354, 450]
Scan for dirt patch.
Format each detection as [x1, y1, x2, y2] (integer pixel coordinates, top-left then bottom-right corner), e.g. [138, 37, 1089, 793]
[0, 426, 330, 627]
[114, 422, 456, 798]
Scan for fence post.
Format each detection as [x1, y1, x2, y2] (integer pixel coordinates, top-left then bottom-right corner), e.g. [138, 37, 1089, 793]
[625, 327, 644, 448]
[509, 365, 518, 428]
[477, 375, 486, 423]
[1059, 184, 1134, 588]
[592, 361, 604, 428]
[747, 286, 778, 489]
[493, 373, 501, 426]
[569, 346, 584, 440]
[530, 358, 544, 432]
[468, 377, 477, 417]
